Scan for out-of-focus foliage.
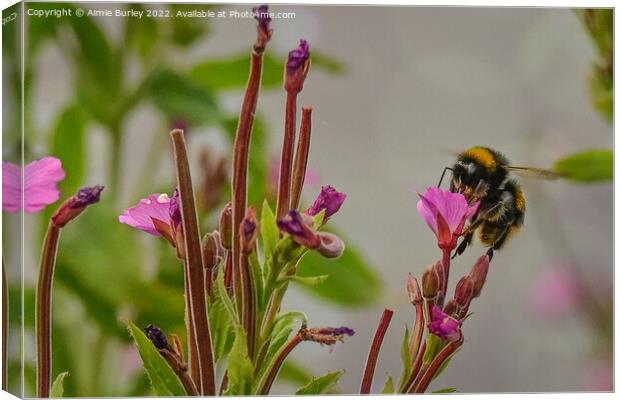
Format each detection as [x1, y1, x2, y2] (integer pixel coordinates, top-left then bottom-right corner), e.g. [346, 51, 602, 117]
[555, 149, 613, 183]
[576, 9, 613, 121]
[5, 3, 380, 397]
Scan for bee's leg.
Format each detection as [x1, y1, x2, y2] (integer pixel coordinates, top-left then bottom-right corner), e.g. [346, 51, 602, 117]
[453, 231, 474, 259]
[491, 224, 512, 250]
[437, 167, 454, 188]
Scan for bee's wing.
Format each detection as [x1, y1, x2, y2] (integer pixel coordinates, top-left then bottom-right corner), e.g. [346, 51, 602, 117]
[504, 166, 560, 180]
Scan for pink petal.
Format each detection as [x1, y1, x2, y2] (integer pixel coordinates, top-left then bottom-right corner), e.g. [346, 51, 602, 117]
[119, 193, 172, 236]
[416, 192, 439, 234]
[2, 161, 21, 213]
[23, 157, 66, 212]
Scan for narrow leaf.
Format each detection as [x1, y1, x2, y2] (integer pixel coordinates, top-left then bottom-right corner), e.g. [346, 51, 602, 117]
[225, 326, 253, 396]
[125, 321, 187, 396]
[382, 375, 394, 394]
[434, 387, 458, 393]
[295, 370, 344, 395]
[50, 372, 69, 398]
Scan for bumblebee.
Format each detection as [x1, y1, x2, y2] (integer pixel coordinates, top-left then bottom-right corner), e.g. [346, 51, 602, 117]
[439, 146, 557, 259]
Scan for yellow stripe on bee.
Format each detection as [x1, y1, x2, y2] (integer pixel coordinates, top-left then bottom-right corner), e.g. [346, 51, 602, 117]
[463, 147, 498, 171]
[515, 188, 526, 211]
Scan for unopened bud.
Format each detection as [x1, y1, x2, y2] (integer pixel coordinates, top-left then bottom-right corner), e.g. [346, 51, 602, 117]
[240, 207, 259, 254]
[285, 39, 311, 94]
[219, 202, 233, 250]
[202, 231, 223, 270]
[52, 185, 104, 228]
[469, 255, 490, 298]
[454, 276, 474, 307]
[422, 264, 440, 299]
[407, 274, 423, 305]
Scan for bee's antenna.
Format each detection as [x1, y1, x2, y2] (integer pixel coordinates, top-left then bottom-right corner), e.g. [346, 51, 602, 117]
[437, 167, 454, 188]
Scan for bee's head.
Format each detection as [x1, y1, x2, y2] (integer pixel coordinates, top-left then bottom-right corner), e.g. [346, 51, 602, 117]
[451, 161, 485, 195]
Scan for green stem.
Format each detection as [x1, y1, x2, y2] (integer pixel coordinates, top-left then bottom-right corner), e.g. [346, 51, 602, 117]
[36, 222, 61, 398]
[170, 129, 215, 396]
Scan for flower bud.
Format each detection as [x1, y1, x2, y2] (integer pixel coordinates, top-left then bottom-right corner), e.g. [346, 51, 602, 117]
[306, 185, 346, 223]
[219, 202, 233, 250]
[469, 255, 490, 298]
[144, 324, 173, 352]
[422, 264, 440, 299]
[202, 231, 223, 270]
[52, 185, 104, 228]
[285, 39, 311, 94]
[316, 232, 345, 259]
[454, 276, 474, 307]
[169, 188, 181, 228]
[407, 274, 423, 305]
[240, 207, 259, 254]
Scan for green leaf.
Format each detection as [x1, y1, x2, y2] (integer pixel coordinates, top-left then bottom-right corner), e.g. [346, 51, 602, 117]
[50, 372, 69, 398]
[554, 149, 613, 183]
[296, 234, 382, 306]
[50, 104, 88, 195]
[434, 387, 458, 393]
[289, 275, 329, 286]
[225, 326, 253, 396]
[254, 312, 307, 393]
[190, 53, 284, 92]
[295, 370, 344, 395]
[311, 51, 347, 75]
[589, 66, 613, 121]
[168, 4, 212, 46]
[260, 200, 279, 262]
[382, 375, 395, 394]
[397, 326, 412, 391]
[279, 360, 315, 386]
[215, 267, 239, 325]
[208, 298, 235, 363]
[125, 4, 159, 60]
[125, 321, 187, 396]
[423, 334, 443, 366]
[145, 69, 218, 126]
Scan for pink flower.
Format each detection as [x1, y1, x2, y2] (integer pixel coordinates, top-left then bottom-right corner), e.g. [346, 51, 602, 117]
[119, 193, 174, 236]
[2, 157, 66, 213]
[416, 187, 478, 249]
[530, 266, 583, 319]
[428, 306, 462, 342]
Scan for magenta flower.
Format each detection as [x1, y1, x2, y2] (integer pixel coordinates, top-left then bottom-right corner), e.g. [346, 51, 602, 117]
[277, 210, 321, 249]
[529, 266, 583, 319]
[286, 39, 310, 75]
[2, 157, 66, 213]
[416, 187, 479, 249]
[119, 193, 174, 236]
[306, 185, 346, 222]
[428, 306, 462, 342]
[252, 4, 271, 32]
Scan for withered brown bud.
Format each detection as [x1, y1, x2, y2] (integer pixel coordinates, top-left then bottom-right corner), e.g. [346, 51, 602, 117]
[219, 202, 233, 250]
[407, 274, 423, 305]
[443, 299, 458, 317]
[422, 264, 440, 299]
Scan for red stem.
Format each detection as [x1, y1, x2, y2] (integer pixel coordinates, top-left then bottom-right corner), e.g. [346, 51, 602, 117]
[257, 334, 303, 395]
[183, 265, 201, 393]
[360, 309, 394, 394]
[290, 107, 313, 210]
[240, 254, 256, 357]
[36, 222, 61, 398]
[276, 93, 298, 218]
[232, 50, 265, 314]
[170, 129, 216, 395]
[441, 249, 451, 307]
[403, 342, 427, 393]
